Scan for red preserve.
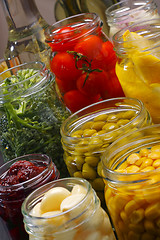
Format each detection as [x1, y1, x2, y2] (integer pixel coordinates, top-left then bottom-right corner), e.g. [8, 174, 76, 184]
[45, 13, 124, 113]
[0, 154, 59, 240]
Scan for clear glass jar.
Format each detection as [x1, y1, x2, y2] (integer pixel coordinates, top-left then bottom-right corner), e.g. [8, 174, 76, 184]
[102, 124, 160, 240]
[0, 61, 70, 177]
[45, 13, 124, 113]
[60, 97, 152, 207]
[0, 153, 59, 240]
[113, 18, 160, 124]
[105, 0, 159, 38]
[22, 177, 116, 240]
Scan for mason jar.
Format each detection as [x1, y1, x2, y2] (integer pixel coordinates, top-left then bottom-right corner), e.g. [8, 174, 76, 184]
[45, 13, 124, 113]
[113, 18, 160, 124]
[102, 124, 160, 240]
[0, 154, 59, 240]
[22, 177, 116, 240]
[0, 61, 69, 177]
[60, 97, 152, 207]
[105, 0, 159, 38]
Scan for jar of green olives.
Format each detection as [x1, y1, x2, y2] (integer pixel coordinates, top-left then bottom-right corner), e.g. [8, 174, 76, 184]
[60, 97, 152, 206]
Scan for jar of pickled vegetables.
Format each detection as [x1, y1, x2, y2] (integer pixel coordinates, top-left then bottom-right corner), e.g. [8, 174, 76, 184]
[105, 0, 158, 38]
[102, 124, 160, 240]
[0, 154, 59, 240]
[0, 61, 70, 177]
[22, 177, 116, 240]
[60, 97, 152, 206]
[113, 18, 160, 123]
[45, 13, 124, 113]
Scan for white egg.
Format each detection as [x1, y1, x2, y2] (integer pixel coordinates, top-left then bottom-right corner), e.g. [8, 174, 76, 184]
[40, 187, 71, 212]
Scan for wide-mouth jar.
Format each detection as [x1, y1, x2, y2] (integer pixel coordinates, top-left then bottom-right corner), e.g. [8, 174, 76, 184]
[113, 18, 160, 123]
[0, 61, 69, 177]
[102, 124, 160, 240]
[22, 177, 115, 240]
[0, 153, 59, 240]
[45, 13, 124, 113]
[60, 97, 152, 206]
[106, 0, 158, 38]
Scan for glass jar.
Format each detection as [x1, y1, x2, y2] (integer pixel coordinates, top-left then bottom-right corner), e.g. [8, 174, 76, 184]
[102, 124, 160, 240]
[113, 18, 160, 124]
[60, 97, 152, 206]
[0, 61, 70, 177]
[45, 13, 124, 113]
[105, 0, 159, 38]
[0, 153, 59, 240]
[22, 177, 116, 240]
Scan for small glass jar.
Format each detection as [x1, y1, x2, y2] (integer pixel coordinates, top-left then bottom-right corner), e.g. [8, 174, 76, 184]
[102, 124, 160, 240]
[22, 177, 116, 240]
[0, 61, 69, 177]
[45, 13, 124, 113]
[113, 18, 160, 124]
[106, 0, 159, 38]
[0, 154, 59, 240]
[60, 97, 152, 206]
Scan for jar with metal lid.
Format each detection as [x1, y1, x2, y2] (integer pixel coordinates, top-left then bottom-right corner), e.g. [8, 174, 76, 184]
[105, 0, 159, 38]
[102, 124, 160, 240]
[0, 61, 69, 177]
[113, 18, 160, 124]
[60, 97, 152, 206]
[45, 13, 124, 113]
[0, 153, 59, 240]
[22, 177, 116, 240]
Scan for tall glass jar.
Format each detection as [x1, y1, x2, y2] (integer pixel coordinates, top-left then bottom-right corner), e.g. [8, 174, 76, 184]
[113, 18, 160, 124]
[0, 154, 59, 240]
[22, 177, 116, 240]
[1, 0, 51, 68]
[105, 0, 159, 38]
[45, 13, 124, 113]
[0, 61, 70, 177]
[60, 97, 152, 207]
[102, 124, 160, 240]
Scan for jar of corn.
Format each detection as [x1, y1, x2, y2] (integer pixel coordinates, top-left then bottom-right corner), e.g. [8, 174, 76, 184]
[102, 124, 160, 240]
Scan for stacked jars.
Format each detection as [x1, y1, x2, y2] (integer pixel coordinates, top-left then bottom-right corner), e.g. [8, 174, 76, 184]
[45, 13, 124, 113]
[60, 97, 152, 206]
[0, 154, 59, 240]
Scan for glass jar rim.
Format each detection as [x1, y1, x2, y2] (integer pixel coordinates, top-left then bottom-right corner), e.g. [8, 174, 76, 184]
[22, 177, 94, 220]
[0, 153, 58, 191]
[102, 123, 160, 183]
[105, 0, 157, 20]
[45, 12, 101, 42]
[0, 61, 54, 101]
[112, 18, 160, 45]
[60, 97, 149, 140]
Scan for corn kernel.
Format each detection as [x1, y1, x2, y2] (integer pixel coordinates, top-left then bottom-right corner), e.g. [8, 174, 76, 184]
[135, 157, 144, 166]
[145, 202, 160, 220]
[126, 165, 140, 173]
[139, 148, 150, 157]
[140, 158, 153, 169]
[120, 211, 128, 223]
[124, 200, 139, 216]
[153, 159, 160, 168]
[140, 166, 155, 172]
[127, 153, 140, 164]
[148, 151, 160, 159]
[128, 222, 145, 233]
[117, 161, 129, 170]
[144, 219, 157, 235]
[141, 232, 155, 240]
[130, 208, 145, 224]
[151, 145, 160, 152]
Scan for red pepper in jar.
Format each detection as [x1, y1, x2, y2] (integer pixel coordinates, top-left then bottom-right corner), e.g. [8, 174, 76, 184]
[45, 13, 124, 113]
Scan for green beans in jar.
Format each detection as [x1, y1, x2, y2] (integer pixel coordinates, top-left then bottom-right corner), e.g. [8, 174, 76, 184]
[60, 98, 152, 206]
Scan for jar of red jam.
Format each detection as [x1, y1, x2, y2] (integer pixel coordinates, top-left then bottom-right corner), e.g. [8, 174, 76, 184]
[45, 13, 124, 113]
[0, 154, 59, 240]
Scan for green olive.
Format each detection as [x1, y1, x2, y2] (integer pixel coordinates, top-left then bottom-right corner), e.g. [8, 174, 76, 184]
[82, 163, 97, 180]
[81, 121, 93, 130]
[73, 171, 83, 178]
[85, 155, 100, 167]
[92, 178, 105, 191]
[107, 114, 119, 122]
[75, 139, 89, 153]
[102, 122, 119, 132]
[97, 161, 103, 177]
[65, 155, 74, 168]
[88, 138, 103, 151]
[117, 110, 136, 119]
[74, 155, 85, 170]
[102, 131, 118, 144]
[93, 130, 106, 136]
[83, 129, 97, 137]
[71, 129, 83, 137]
[94, 114, 108, 122]
[90, 121, 105, 131]
[117, 119, 130, 126]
